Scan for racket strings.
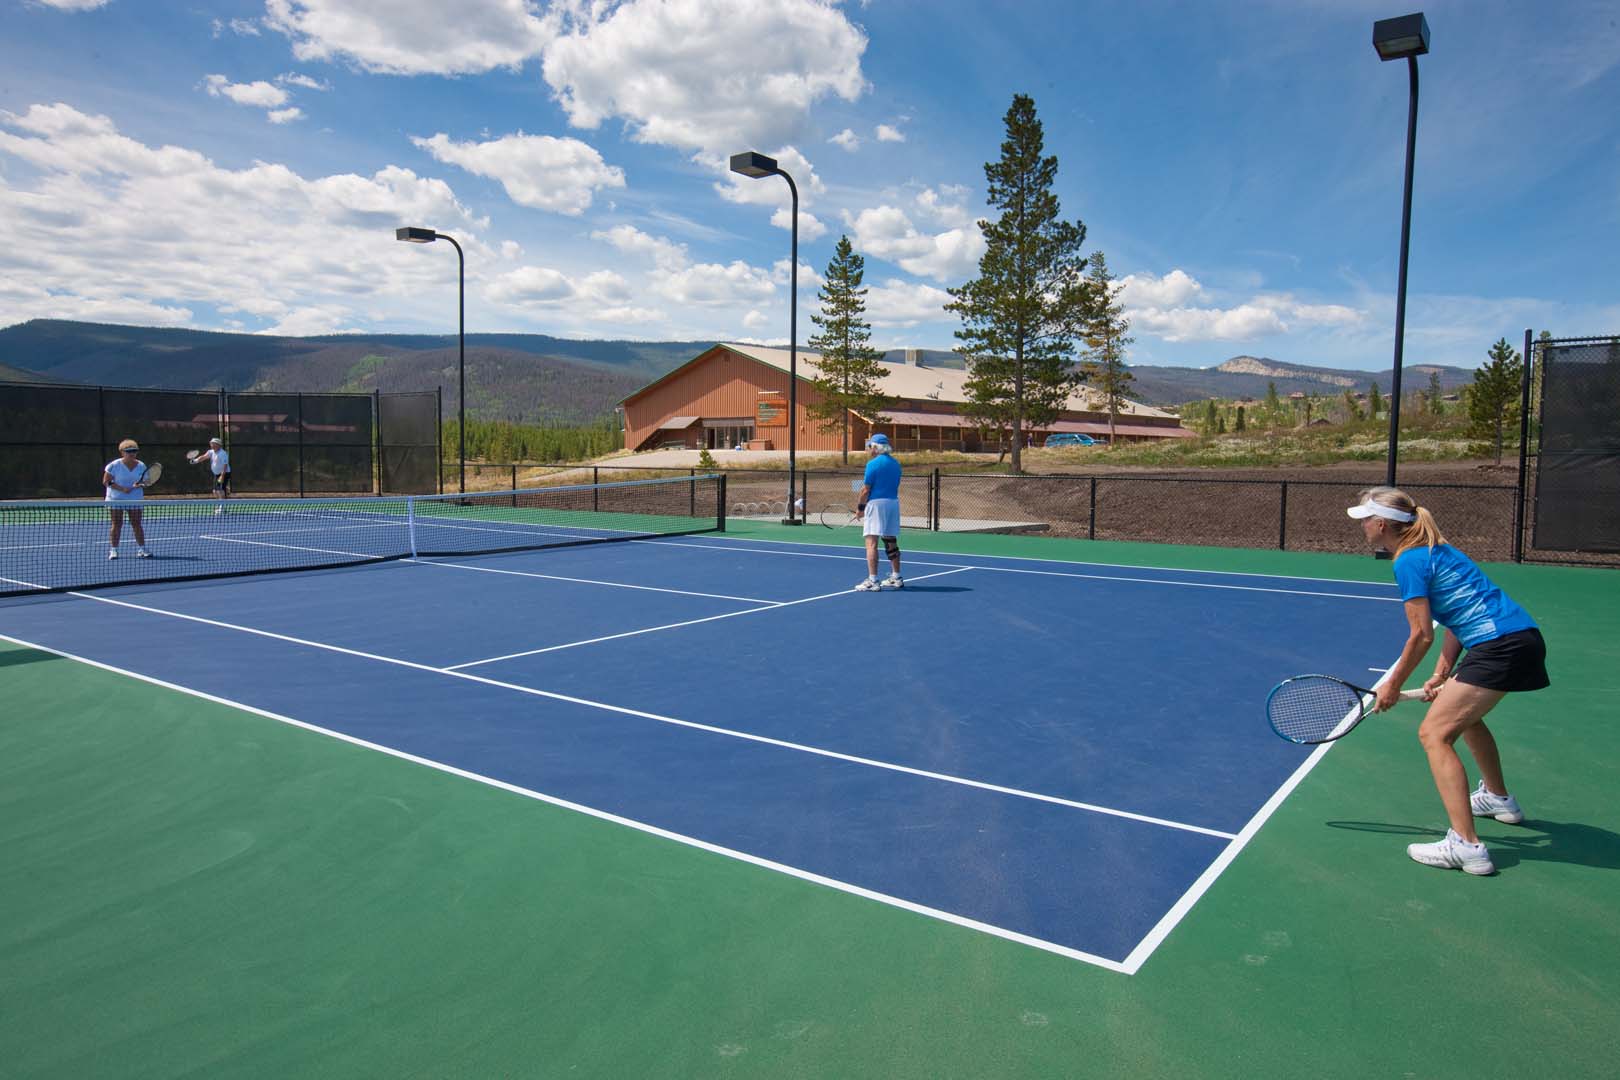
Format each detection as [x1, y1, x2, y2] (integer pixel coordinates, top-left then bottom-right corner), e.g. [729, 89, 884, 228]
[1268, 677, 1367, 744]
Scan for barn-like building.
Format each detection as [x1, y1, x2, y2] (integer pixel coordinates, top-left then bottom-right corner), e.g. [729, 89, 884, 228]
[619, 343, 1194, 453]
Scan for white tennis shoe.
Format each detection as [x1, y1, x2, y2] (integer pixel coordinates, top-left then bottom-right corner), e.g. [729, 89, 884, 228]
[107, 549, 118, 560]
[137, 547, 152, 558]
[1470, 780, 1524, 824]
[880, 574, 904, 589]
[1406, 829, 1495, 875]
[854, 578, 880, 592]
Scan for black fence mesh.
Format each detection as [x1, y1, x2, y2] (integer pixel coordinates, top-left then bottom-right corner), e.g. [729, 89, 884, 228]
[380, 390, 439, 494]
[1530, 337, 1620, 557]
[0, 382, 426, 500]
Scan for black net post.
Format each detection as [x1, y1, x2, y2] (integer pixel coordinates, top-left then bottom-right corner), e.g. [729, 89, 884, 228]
[1513, 327, 1533, 562]
[1279, 481, 1289, 550]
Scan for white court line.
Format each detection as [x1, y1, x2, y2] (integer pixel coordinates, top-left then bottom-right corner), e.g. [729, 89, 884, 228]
[0, 628, 1132, 973]
[30, 585, 1233, 842]
[411, 557, 780, 605]
[209, 536, 386, 560]
[1116, 649, 1412, 975]
[646, 533, 1404, 591]
[444, 567, 974, 669]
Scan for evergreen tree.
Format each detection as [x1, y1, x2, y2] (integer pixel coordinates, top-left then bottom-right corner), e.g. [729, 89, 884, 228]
[1078, 251, 1135, 445]
[1343, 389, 1362, 422]
[1425, 370, 1445, 416]
[805, 235, 892, 464]
[1235, 405, 1246, 433]
[946, 94, 1088, 472]
[1368, 383, 1384, 419]
[1264, 381, 1282, 429]
[1469, 337, 1523, 464]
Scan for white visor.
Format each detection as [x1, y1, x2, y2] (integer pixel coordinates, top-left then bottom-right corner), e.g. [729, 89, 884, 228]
[1346, 499, 1415, 523]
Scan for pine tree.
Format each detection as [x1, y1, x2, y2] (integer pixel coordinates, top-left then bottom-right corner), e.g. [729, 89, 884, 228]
[805, 235, 892, 464]
[946, 94, 1088, 472]
[1469, 337, 1523, 465]
[1078, 251, 1134, 446]
[1264, 381, 1282, 429]
[1425, 370, 1445, 416]
[1368, 383, 1384, 419]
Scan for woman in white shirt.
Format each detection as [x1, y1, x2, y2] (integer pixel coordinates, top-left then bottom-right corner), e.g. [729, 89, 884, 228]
[194, 436, 231, 513]
[103, 439, 152, 559]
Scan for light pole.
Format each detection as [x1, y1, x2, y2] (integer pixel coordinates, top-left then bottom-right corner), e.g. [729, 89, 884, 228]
[1373, 12, 1429, 488]
[728, 150, 801, 525]
[395, 226, 466, 495]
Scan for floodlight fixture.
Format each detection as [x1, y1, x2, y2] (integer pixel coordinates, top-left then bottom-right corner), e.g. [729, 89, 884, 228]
[396, 225, 467, 493]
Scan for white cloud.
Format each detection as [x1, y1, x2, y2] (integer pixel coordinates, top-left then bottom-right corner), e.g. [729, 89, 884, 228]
[0, 103, 484, 333]
[411, 132, 624, 215]
[541, 0, 867, 153]
[742, 309, 769, 329]
[267, 107, 305, 125]
[874, 123, 905, 143]
[713, 145, 825, 207]
[772, 258, 824, 294]
[277, 73, 328, 91]
[486, 264, 662, 325]
[1133, 303, 1288, 342]
[212, 17, 263, 37]
[32, 0, 109, 10]
[591, 224, 688, 271]
[771, 207, 827, 241]
[864, 278, 953, 328]
[829, 128, 860, 151]
[1118, 269, 1204, 308]
[265, 0, 557, 76]
[914, 185, 972, 228]
[842, 205, 983, 282]
[651, 260, 775, 307]
[203, 74, 290, 109]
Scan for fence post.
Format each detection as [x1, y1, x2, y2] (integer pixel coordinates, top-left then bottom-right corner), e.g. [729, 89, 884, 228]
[594, 466, 600, 512]
[1088, 476, 1096, 541]
[296, 392, 305, 498]
[373, 389, 382, 496]
[1278, 480, 1289, 550]
[932, 468, 941, 531]
[1512, 327, 1533, 562]
[718, 474, 728, 532]
[436, 386, 443, 495]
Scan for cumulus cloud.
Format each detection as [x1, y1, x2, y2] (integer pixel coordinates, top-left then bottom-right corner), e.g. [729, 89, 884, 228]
[914, 185, 972, 229]
[1120, 269, 1365, 342]
[874, 123, 905, 143]
[542, 0, 868, 153]
[842, 204, 984, 282]
[651, 260, 775, 307]
[203, 74, 290, 109]
[277, 72, 328, 90]
[411, 131, 624, 215]
[592, 223, 688, 271]
[267, 107, 305, 125]
[829, 128, 859, 151]
[864, 278, 953, 328]
[265, 0, 558, 76]
[212, 16, 262, 36]
[0, 102, 483, 332]
[33, 0, 110, 10]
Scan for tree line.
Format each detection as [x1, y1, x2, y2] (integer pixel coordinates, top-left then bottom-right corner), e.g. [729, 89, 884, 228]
[441, 416, 620, 464]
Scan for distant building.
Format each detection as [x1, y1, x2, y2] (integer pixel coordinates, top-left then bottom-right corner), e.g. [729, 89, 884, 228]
[619, 343, 1196, 452]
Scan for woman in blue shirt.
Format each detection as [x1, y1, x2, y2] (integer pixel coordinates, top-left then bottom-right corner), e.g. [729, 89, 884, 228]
[1348, 486, 1548, 876]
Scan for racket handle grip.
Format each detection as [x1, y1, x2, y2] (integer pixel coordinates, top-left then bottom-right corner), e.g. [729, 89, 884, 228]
[1396, 689, 1428, 702]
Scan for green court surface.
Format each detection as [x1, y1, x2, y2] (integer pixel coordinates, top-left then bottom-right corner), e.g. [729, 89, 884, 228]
[3, 525, 1618, 1078]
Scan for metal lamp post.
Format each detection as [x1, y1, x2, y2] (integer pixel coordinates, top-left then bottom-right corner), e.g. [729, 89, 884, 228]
[728, 150, 801, 525]
[1373, 12, 1429, 488]
[396, 226, 466, 495]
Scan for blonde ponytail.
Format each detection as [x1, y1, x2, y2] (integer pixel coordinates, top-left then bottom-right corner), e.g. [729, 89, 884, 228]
[1357, 485, 1446, 557]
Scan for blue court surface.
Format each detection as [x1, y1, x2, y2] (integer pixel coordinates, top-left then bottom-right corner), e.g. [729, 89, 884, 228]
[0, 532, 1405, 972]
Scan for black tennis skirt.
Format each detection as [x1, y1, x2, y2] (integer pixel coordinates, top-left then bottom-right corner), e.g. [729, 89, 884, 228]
[1454, 628, 1549, 692]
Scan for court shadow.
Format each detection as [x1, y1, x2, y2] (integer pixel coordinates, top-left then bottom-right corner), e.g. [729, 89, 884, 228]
[899, 585, 973, 593]
[0, 648, 63, 669]
[1327, 819, 1620, 872]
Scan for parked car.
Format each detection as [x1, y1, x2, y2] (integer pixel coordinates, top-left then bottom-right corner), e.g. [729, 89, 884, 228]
[1043, 432, 1096, 447]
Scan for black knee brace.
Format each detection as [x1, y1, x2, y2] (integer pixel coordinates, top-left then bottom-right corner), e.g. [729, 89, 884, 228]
[883, 536, 901, 561]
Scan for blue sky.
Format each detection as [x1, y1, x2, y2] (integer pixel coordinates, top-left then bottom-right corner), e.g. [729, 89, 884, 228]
[1, 0, 1615, 372]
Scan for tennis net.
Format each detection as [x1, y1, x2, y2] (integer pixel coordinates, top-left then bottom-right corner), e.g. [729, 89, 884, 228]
[0, 474, 726, 597]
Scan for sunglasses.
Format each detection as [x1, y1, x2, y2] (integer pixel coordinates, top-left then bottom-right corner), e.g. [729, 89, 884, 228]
[121, 447, 140, 453]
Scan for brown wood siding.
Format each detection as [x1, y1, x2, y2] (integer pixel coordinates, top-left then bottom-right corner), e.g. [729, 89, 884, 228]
[622, 346, 846, 452]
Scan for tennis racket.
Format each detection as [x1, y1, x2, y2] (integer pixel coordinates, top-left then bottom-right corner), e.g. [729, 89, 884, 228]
[1267, 674, 1426, 745]
[820, 504, 860, 529]
[186, 449, 202, 463]
[136, 461, 163, 488]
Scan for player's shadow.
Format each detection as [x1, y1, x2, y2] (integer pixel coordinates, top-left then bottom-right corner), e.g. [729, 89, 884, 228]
[1326, 819, 1620, 871]
[0, 648, 63, 670]
[898, 584, 972, 593]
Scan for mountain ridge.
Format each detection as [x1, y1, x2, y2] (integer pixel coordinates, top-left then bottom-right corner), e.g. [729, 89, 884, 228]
[0, 320, 1478, 420]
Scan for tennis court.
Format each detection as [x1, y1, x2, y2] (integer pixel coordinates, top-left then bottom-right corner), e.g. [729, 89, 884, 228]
[3, 485, 1617, 1078]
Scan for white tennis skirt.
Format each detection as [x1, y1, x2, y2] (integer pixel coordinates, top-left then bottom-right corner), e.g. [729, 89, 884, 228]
[863, 498, 900, 537]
